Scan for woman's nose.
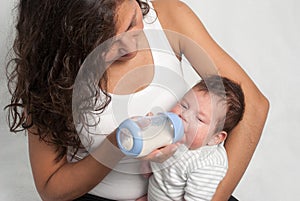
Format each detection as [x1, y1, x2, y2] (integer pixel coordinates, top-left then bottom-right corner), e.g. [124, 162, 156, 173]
[119, 31, 141, 53]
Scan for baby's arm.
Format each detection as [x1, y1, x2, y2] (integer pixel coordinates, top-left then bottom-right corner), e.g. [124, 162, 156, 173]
[135, 195, 148, 201]
[140, 160, 152, 178]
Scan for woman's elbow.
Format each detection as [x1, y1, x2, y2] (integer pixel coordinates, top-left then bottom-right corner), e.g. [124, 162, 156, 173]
[258, 94, 270, 118]
[256, 92, 270, 113]
[248, 92, 270, 135]
[244, 90, 270, 132]
[246, 86, 270, 117]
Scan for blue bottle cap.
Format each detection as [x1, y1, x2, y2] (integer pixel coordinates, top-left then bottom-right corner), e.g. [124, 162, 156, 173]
[164, 112, 184, 142]
[116, 119, 143, 157]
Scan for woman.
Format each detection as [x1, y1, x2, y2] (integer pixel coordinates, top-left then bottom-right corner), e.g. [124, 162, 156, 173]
[6, 0, 269, 200]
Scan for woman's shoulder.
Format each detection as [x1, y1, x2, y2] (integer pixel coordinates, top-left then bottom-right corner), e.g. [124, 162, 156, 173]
[151, 0, 190, 12]
[152, 0, 197, 31]
[151, 0, 202, 55]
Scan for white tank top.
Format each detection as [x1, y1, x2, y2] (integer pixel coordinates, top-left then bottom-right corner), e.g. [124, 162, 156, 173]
[71, 2, 189, 200]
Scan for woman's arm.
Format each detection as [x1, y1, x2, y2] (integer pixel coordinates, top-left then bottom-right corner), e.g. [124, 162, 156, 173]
[28, 128, 124, 201]
[153, 0, 269, 200]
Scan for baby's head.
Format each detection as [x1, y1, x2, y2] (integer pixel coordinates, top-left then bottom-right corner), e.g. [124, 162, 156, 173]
[171, 75, 245, 149]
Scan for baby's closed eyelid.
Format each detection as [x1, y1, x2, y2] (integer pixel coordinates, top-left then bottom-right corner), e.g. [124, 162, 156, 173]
[180, 102, 188, 109]
[197, 116, 203, 122]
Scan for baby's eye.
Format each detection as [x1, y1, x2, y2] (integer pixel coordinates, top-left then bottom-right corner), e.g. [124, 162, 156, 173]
[180, 103, 188, 109]
[197, 116, 204, 123]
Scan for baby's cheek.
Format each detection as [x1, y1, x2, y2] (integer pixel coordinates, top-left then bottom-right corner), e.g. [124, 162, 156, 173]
[186, 126, 204, 149]
[184, 128, 195, 147]
[189, 135, 205, 149]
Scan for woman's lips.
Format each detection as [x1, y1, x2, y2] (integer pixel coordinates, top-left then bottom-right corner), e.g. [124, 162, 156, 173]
[117, 51, 137, 61]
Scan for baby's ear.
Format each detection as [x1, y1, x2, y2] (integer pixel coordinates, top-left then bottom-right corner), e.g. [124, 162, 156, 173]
[207, 131, 227, 146]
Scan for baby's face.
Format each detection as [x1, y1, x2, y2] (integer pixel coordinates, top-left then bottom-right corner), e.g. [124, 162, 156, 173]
[170, 89, 220, 149]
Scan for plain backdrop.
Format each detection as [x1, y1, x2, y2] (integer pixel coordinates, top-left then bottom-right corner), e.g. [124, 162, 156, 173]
[1, 0, 299, 200]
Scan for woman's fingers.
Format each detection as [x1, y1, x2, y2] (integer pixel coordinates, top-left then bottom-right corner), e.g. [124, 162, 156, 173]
[141, 143, 180, 163]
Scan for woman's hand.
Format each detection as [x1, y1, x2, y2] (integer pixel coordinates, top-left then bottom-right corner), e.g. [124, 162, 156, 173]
[141, 142, 180, 163]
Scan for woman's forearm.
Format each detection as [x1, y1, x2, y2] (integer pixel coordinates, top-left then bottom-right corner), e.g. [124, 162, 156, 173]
[40, 154, 112, 201]
[29, 132, 124, 201]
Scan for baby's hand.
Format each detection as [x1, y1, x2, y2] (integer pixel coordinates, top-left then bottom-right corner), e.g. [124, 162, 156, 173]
[141, 142, 180, 163]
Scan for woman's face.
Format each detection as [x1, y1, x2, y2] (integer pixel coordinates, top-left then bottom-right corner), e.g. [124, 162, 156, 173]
[105, 0, 144, 62]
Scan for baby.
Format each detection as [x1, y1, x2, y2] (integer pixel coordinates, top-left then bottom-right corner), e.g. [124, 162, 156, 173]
[147, 75, 245, 201]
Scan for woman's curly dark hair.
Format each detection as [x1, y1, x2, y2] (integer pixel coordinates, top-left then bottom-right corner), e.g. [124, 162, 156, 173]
[5, 0, 150, 161]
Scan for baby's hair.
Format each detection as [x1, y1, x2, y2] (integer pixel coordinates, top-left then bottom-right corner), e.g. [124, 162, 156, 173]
[193, 75, 245, 134]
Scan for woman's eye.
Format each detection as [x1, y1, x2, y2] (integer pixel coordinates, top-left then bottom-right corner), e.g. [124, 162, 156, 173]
[128, 22, 135, 30]
[127, 19, 137, 31]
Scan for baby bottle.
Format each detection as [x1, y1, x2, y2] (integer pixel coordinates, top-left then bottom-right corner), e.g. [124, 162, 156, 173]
[116, 112, 184, 157]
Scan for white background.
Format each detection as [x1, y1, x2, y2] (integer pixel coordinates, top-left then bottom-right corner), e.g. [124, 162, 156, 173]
[1, 0, 299, 200]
